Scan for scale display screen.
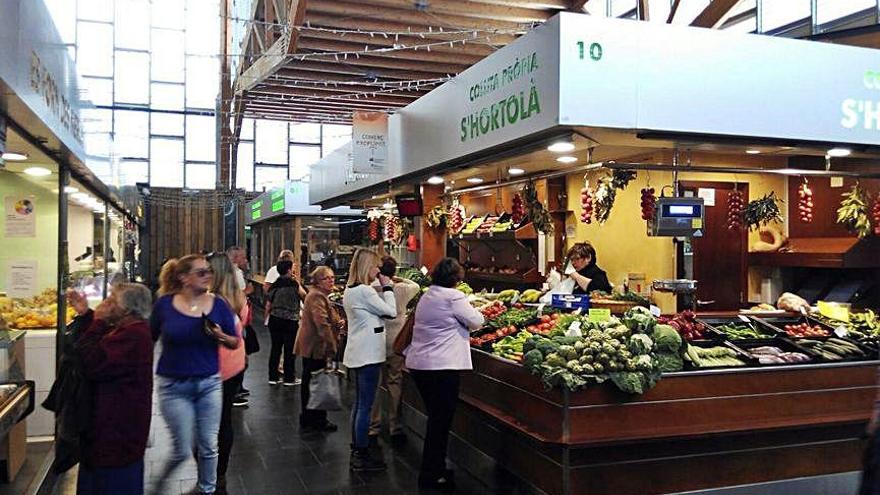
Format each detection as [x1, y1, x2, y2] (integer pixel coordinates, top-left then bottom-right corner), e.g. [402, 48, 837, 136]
[662, 204, 702, 218]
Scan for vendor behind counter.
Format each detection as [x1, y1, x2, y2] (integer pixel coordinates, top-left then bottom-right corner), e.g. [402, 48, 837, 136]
[567, 242, 613, 295]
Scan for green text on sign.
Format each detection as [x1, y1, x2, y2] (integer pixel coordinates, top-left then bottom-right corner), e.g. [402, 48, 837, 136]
[588, 308, 611, 322]
[576, 41, 603, 61]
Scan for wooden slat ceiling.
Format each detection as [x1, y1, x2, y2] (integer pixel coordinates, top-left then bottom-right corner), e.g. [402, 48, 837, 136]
[234, 0, 744, 124]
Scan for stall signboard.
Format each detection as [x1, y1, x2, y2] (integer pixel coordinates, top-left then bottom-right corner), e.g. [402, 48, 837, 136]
[247, 181, 363, 225]
[557, 13, 880, 146]
[5, 260, 37, 298]
[0, 0, 86, 163]
[352, 111, 389, 174]
[4, 196, 36, 237]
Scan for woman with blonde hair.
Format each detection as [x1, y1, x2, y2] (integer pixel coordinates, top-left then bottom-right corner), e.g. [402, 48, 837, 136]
[150, 254, 239, 495]
[206, 253, 247, 493]
[342, 249, 396, 472]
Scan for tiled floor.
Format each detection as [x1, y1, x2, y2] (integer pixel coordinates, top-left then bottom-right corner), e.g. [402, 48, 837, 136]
[61, 320, 500, 495]
[0, 440, 51, 495]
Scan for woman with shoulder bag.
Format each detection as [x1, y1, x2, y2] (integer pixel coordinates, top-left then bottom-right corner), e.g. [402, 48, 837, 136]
[265, 260, 307, 386]
[342, 249, 397, 472]
[405, 258, 484, 491]
[294, 266, 345, 432]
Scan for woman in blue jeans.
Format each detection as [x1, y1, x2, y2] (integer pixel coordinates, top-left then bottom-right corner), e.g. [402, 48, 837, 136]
[342, 248, 396, 472]
[151, 255, 240, 495]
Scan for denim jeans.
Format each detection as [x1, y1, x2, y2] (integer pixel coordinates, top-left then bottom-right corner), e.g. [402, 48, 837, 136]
[155, 374, 222, 494]
[350, 363, 381, 450]
[77, 458, 144, 495]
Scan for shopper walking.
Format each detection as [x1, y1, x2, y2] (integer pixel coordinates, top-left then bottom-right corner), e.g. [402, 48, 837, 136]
[369, 256, 420, 446]
[262, 249, 294, 291]
[405, 258, 484, 491]
[294, 266, 345, 432]
[206, 253, 247, 494]
[70, 284, 153, 495]
[151, 254, 240, 495]
[266, 260, 306, 385]
[342, 248, 397, 471]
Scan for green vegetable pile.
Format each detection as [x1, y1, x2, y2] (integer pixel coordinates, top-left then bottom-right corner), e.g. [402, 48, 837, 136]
[815, 311, 880, 346]
[683, 344, 747, 368]
[519, 307, 683, 395]
[486, 308, 537, 330]
[398, 267, 430, 287]
[492, 331, 532, 361]
[715, 323, 772, 340]
[796, 338, 866, 361]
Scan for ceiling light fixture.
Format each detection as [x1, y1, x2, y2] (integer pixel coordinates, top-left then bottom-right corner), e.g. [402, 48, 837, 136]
[556, 156, 577, 164]
[466, 177, 484, 184]
[427, 176, 445, 185]
[1, 151, 28, 161]
[323, 217, 334, 221]
[826, 147, 851, 157]
[24, 166, 51, 177]
[64, 186, 79, 193]
[745, 149, 761, 155]
[547, 141, 575, 153]
[509, 168, 525, 176]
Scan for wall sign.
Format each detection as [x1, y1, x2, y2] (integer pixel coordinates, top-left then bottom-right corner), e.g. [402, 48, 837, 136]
[4, 196, 36, 237]
[6, 260, 37, 298]
[352, 111, 389, 174]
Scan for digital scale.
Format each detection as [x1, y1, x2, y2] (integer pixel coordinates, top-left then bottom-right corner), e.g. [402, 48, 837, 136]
[650, 197, 705, 237]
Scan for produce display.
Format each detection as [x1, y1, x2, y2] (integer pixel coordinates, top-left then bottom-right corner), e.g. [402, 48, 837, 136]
[782, 322, 829, 338]
[368, 219, 380, 241]
[519, 289, 542, 303]
[461, 216, 484, 234]
[714, 323, 773, 340]
[580, 183, 594, 224]
[522, 313, 563, 336]
[476, 216, 500, 233]
[746, 346, 812, 364]
[592, 170, 637, 225]
[684, 344, 747, 368]
[814, 310, 880, 345]
[0, 289, 75, 330]
[448, 202, 465, 234]
[469, 265, 520, 276]
[485, 307, 536, 330]
[796, 182, 814, 223]
[873, 194, 880, 236]
[726, 188, 745, 230]
[511, 193, 525, 225]
[658, 310, 709, 341]
[590, 289, 652, 308]
[491, 331, 532, 361]
[837, 184, 873, 238]
[640, 187, 656, 221]
[480, 300, 507, 320]
[796, 338, 866, 361]
[523, 181, 553, 234]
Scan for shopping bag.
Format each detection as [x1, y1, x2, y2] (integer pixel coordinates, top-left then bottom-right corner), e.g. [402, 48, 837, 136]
[392, 309, 417, 356]
[307, 367, 344, 411]
[243, 324, 260, 354]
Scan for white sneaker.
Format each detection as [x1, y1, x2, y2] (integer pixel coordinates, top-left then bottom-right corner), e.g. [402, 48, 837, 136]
[268, 380, 280, 385]
[283, 378, 302, 386]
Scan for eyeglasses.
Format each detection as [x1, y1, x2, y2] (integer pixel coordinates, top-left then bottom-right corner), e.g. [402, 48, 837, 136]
[190, 268, 214, 277]
[319, 276, 334, 281]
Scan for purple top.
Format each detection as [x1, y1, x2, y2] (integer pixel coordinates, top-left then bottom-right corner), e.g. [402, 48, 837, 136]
[405, 285, 484, 371]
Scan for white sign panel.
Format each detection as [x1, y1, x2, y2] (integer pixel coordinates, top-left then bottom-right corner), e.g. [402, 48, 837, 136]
[558, 13, 880, 146]
[697, 188, 716, 207]
[352, 111, 389, 174]
[4, 196, 36, 237]
[6, 260, 37, 298]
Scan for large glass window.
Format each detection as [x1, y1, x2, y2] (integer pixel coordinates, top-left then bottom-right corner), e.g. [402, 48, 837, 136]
[255, 120, 289, 164]
[114, 110, 149, 158]
[185, 115, 216, 162]
[79, 76, 114, 107]
[186, 163, 217, 189]
[817, 0, 876, 26]
[236, 142, 255, 191]
[114, 51, 150, 104]
[289, 145, 322, 181]
[149, 138, 184, 187]
[77, 22, 114, 77]
[151, 113, 185, 136]
[151, 83, 185, 111]
[151, 29, 186, 83]
[254, 167, 288, 191]
[114, 0, 150, 50]
[760, 0, 810, 32]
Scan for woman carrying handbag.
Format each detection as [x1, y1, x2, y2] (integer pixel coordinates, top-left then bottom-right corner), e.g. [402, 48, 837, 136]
[294, 266, 345, 432]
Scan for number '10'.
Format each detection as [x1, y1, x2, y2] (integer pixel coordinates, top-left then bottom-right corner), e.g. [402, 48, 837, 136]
[576, 41, 603, 61]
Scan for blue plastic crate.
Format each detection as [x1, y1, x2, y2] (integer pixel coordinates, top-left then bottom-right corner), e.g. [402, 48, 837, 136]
[551, 294, 590, 310]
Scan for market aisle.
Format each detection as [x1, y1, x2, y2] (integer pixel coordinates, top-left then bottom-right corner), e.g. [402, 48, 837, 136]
[136, 318, 513, 495]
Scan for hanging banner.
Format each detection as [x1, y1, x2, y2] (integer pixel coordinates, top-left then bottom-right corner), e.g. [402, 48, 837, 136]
[6, 260, 37, 299]
[4, 196, 36, 237]
[352, 111, 388, 174]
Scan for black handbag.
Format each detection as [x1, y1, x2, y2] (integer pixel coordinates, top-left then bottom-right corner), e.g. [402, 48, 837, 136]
[244, 324, 260, 354]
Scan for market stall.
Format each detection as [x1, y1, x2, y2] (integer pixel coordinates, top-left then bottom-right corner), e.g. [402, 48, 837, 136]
[309, 12, 880, 495]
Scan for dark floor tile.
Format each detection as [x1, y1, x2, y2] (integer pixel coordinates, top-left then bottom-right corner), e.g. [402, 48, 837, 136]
[296, 463, 366, 492]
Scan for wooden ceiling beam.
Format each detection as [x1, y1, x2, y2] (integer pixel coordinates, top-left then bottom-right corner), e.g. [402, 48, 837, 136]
[249, 86, 418, 105]
[305, 13, 518, 45]
[299, 29, 497, 57]
[236, 0, 309, 94]
[243, 107, 354, 120]
[270, 68, 410, 84]
[569, 0, 590, 12]
[467, 0, 568, 9]
[354, 0, 552, 23]
[296, 38, 484, 65]
[638, 0, 649, 20]
[295, 51, 468, 75]
[690, 0, 743, 28]
[245, 102, 397, 115]
[307, 1, 529, 34]
[278, 62, 443, 81]
[258, 81, 430, 97]
[286, 0, 309, 54]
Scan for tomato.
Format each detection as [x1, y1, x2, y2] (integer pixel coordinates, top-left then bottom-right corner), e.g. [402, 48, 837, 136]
[540, 315, 551, 323]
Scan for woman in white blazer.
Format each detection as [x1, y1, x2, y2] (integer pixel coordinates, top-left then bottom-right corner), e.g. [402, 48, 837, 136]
[342, 248, 396, 472]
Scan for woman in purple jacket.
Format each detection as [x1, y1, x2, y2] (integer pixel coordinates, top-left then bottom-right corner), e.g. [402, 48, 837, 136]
[405, 258, 484, 491]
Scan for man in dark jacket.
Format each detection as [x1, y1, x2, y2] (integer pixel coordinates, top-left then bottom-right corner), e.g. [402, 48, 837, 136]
[70, 284, 154, 495]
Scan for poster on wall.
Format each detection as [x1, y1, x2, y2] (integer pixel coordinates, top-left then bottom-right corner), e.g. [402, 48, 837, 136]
[4, 196, 36, 237]
[352, 111, 388, 174]
[6, 260, 37, 298]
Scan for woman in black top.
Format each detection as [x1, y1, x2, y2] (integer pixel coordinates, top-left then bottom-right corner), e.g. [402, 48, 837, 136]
[266, 260, 307, 385]
[567, 242, 613, 295]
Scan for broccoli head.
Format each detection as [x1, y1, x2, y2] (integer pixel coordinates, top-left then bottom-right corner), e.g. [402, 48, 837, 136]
[536, 339, 560, 357]
[523, 349, 544, 372]
[544, 353, 566, 368]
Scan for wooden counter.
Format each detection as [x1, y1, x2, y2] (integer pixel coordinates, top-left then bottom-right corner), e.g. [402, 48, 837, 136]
[402, 349, 877, 495]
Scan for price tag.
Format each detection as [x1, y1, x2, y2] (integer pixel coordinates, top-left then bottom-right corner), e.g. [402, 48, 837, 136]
[649, 305, 661, 317]
[573, 307, 583, 315]
[588, 308, 611, 322]
[738, 314, 751, 323]
[565, 321, 583, 337]
[510, 292, 521, 305]
[537, 303, 545, 316]
[834, 325, 849, 338]
[420, 266, 429, 275]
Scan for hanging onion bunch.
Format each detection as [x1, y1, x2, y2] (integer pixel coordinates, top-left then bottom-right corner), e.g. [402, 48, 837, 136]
[580, 181, 594, 224]
[640, 187, 656, 221]
[448, 201, 465, 234]
[872, 193, 880, 236]
[726, 188, 745, 230]
[837, 184, 872, 238]
[797, 182, 814, 223]
[511, 193, 526, 225]
[743, 192, 783, 231]
[522, 181, 553, 234]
